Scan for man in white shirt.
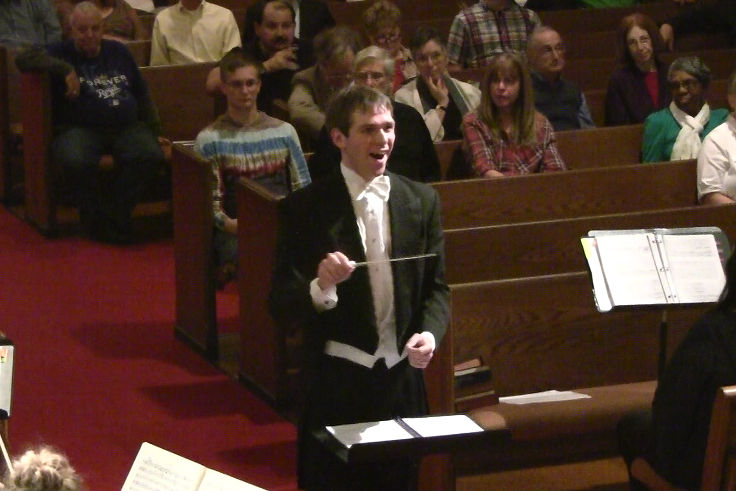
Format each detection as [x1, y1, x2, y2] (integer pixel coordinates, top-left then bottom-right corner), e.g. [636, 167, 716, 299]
[270, 85, 449, 490]
[150, 0, 241, 66]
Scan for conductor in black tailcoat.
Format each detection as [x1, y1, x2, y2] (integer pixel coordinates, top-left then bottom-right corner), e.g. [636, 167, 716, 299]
[269, 85, 449, 490]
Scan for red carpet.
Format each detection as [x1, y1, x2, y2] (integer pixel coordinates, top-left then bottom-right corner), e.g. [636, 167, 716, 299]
[0, 208, 297, 491]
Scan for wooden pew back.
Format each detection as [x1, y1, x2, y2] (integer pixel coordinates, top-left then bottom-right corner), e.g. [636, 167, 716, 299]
[445, 204, 736, 284]
[702, 386, 736, 491]
[449, 272, 704, 398]
[434, 159, 697, 230]
[140, 62, 219, 142]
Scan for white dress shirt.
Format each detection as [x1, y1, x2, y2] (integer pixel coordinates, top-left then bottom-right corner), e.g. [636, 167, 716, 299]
[150, 0, 241, 66]
[698, 115, 736, 201]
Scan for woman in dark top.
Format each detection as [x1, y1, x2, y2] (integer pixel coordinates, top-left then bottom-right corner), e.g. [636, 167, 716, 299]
[605, 13, 670, 126]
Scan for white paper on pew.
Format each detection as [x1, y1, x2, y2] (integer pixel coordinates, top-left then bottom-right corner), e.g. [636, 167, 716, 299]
[401, 415, 483, 438]
[499, 390, 591, 405]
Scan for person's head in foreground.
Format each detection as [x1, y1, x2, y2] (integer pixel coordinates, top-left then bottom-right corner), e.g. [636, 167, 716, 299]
[4, 446, 82, 491]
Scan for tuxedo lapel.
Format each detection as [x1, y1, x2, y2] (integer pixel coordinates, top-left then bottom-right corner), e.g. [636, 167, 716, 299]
[321, 173, 365, 263]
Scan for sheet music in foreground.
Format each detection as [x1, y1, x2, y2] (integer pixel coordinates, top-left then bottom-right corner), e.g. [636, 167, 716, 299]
[594, 233, 668, 306]
[661, 234, 726, 304]
[120, 442, 266, 491]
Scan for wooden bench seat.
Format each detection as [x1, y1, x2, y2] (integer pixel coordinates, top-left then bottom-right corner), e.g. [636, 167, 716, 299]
[439, 272, 709, 478]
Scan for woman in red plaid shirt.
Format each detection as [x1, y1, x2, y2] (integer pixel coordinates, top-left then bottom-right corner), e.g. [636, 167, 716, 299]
[462, 51, 566, 178]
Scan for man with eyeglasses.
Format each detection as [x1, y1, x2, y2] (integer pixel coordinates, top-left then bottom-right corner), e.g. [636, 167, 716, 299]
[527, 26, 594, 131]
[308, 46, 440, 183]
[288, 25, 360, 148]
[195, 48, 310, 282]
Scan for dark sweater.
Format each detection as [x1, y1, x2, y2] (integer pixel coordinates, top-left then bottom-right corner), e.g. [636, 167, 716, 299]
[531, 71, 584, 131]
[604, 63, 670, 126]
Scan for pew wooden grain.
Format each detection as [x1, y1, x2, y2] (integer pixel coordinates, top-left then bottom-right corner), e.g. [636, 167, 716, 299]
[437, 272, 708, 477]
[171, 142, 218, 359]
[444, 203, 736, 284]
[435, 159, 697, 230]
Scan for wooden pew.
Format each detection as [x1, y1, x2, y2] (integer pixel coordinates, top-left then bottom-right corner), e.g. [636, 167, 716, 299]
[445, 203, 736, 284]
[437, 272, 708, 477]
[171, 142, 218, 359]
[435, 124, 644, 179]
[434, 159, 698, 230]
[20, 62, 218, 235]
[124, 39, 151, 67]
[701, 385, 736, 490]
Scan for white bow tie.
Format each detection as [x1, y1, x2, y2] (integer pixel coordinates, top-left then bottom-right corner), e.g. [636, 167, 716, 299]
[357, 175, 390, 202]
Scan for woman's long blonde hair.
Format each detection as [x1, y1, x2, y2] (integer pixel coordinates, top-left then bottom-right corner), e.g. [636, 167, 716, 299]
[476, 52, 536, 146]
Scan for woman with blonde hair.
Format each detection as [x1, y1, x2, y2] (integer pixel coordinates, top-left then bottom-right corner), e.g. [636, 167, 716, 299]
[3, 446, 82, 491]
[462, 51, 566, 177]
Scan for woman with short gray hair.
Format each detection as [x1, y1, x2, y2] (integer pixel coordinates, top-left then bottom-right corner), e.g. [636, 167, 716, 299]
[641, 56, 728, 163]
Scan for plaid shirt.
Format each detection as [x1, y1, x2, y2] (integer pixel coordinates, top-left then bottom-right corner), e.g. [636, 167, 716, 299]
[462, 111, 567, 176]
[447, 1, 540, 68]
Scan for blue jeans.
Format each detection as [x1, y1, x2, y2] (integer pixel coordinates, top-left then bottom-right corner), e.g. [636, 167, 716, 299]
[52, 122, 163, 230]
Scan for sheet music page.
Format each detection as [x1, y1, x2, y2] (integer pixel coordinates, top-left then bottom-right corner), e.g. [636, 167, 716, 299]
[401, 415, 483, 438]
[595, 233, 667, 306]
[120, 442, 204, 491]
[326, 420, 414, 448]
[661, 234, 726, 303]
[198, 469, 267, 491]
[581, 238, 613, 312]
[499, 390, 592, 405]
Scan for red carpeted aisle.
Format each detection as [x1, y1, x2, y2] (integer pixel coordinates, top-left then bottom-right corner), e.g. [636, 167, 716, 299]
[0, 208, 297, 491]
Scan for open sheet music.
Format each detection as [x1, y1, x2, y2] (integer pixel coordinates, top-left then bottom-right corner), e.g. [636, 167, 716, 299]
[326, 414, 483, 448]
[581, 227, 729, 312]
[120, 442, 266, 491]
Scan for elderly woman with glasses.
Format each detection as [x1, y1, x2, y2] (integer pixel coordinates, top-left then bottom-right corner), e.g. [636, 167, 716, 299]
[288, 25, 360, 148]
[642, 56, 728, 163]
[605, 13, 670, 126]
[394, 26, 480, 142]
[697, 69, 736, 205]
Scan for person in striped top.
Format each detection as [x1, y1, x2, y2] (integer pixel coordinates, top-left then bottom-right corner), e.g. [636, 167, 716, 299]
[196, 48, 310, 275]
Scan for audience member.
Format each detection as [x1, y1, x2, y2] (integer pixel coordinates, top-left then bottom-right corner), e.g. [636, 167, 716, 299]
[527, 25, 594, 131]
[57, 0, 146, 41]
[124, 0, 154, 14]
[195, 49, 310, 274]
[225, 0, 310, 116]
[697, 69, 736, 206]
[617, 249, 736, 491]
[361, 0, 416, 92]
[446, 0, 540, 70]
[240, 0, 335, 66]
[4, 446, 82, 491]
[605, 13, 670, 126]
[642, 56, 727, 163]
[308, 46, 440, 182]
[16, 2, 164, 243]
[150, 0, 241, 65]
[395, 27, 480, 142]
[659, 0, 736, 51]
[462, 51, 566, 177]
[0, 0, 62, 47]
[269, 84, 449, 491]
[288, 25, 360, 148]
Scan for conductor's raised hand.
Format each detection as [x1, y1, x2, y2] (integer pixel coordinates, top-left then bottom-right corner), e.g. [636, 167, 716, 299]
[405, 332, 435, 369]
[317, 251, 355, 291]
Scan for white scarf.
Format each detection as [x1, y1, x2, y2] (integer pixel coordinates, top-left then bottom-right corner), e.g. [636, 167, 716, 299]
[670, 101, 710, 161]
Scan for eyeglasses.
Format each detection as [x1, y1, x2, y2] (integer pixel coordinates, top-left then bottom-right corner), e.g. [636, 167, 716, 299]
[225, 79, 259, 89]
[668, 79, 700, 91]
[375, 29, 400, 44]
[415, 51, 444, 65]
[354, 71, 386, 82]
[627, 35, 651, 48]
[540, 43, 565, 56]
